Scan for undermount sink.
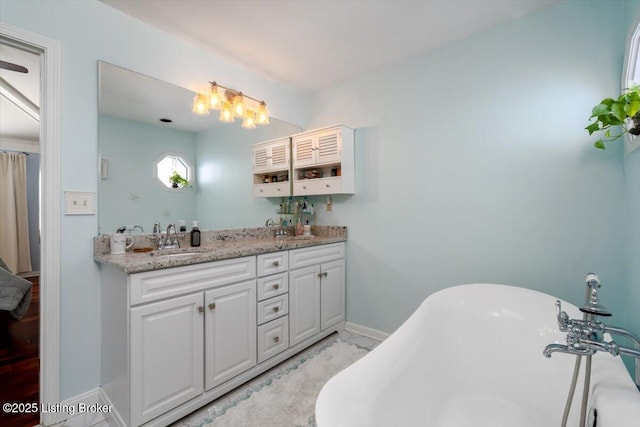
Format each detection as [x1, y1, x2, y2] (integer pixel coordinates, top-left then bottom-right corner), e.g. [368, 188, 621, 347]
[149, 248, 210, 258]
[152, 252, 203, 258]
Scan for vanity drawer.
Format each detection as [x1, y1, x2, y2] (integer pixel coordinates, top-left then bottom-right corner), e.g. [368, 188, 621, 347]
[257, 272, 288, 301]
[257, 316, 289, 364]
[129, 256, 256, 305]
[257, 294, 288, 325]
[289, 242, 344, 269]
[257, 251, 288, 277]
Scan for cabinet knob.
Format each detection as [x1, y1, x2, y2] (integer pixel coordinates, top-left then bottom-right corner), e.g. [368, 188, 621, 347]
[277, 188, 281, 191]
[259, 189, 263, 192]
[273, 306, 279, 313]
[272, 261, 279, 267]
[273, 284, 279, 290]
[325, 184, 330, 188]
[273, 336, 280, 343]
[303, 186, 307, 190]
[197, 306, 204, 313]
[208, 303, 216, 310]
[318, 272, 328, 278]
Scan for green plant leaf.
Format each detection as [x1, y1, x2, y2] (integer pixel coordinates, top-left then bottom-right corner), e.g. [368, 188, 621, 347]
[611, 103, 626, 121]
[585, 122, 600, 135]
[600, 98, 615, 107]
[627, 99, 640, 117]
[591, 103, 610, 116]
[604, 129, 611, 137]
[594, 140, 606, 150]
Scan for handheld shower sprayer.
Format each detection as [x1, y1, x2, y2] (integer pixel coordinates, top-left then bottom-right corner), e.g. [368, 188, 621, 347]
[580, 272, 611, 317]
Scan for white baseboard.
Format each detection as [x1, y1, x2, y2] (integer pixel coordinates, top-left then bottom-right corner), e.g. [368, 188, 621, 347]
[344, 321, 390, 341]
[44, 388, 113, 426]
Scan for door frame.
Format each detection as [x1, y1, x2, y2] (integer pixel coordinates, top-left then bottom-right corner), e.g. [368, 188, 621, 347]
[0, 22, 61, 426]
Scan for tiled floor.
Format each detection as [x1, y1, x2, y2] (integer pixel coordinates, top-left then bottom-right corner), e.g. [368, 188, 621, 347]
[50, 329, 379, 427]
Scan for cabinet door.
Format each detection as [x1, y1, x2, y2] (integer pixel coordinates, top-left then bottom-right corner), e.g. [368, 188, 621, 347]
[130, 293, 204, 426]
[269, 139, 290, 171]
[315, 128, 342, 165]
[292, 133, 316, 167]
[289, 265, 321, 346]
[205, 280, 257, 390]
[321, 259, 346, 330]
[253, 145, 270, 172]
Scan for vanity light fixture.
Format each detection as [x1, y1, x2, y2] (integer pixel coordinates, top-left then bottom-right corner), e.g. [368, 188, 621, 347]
[192, 81, 270, 128]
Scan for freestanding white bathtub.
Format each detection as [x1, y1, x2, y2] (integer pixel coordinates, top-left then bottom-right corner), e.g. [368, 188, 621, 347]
[316, 284, 640, 427]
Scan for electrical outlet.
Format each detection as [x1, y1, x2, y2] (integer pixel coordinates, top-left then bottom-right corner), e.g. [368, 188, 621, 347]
[64, 191, 95, 215]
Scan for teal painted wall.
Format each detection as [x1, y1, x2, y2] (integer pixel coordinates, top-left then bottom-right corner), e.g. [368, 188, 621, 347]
[0, 0, 310, 400]
[98, 116, 197, 234]
[309, 0, 630, 333]
[623, 0, 640, 375]
[196, 120, 301, 229]
[2, 0, 638, 401]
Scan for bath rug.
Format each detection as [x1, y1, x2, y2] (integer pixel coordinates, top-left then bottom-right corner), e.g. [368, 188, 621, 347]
[196, 340, 368, 427]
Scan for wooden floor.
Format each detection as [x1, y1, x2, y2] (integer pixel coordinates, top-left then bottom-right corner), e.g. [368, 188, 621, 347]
[0, 275, 40, 427]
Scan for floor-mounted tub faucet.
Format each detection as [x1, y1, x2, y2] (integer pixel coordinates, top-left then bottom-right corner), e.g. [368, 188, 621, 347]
[544, 273, 640, 427]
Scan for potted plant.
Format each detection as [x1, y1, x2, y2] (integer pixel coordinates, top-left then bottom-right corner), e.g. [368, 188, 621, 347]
[168, 171, 190, 188]
[586, 85, 640, 149]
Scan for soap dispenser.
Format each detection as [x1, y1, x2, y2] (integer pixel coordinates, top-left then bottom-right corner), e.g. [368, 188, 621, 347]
[190, 221, 201, 247]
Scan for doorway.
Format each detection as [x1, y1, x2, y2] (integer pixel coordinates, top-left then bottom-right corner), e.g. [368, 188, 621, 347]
[0, 22, 61, 427]
[0, 40, 42, 427]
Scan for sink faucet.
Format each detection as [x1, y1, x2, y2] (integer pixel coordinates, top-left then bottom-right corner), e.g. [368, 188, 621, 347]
[161, 224, 180, 249]
[153, 222, 180, 250]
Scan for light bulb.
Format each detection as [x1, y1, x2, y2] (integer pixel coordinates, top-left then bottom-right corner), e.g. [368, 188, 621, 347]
[192, 94, 209, 115]
[242, 111, 257, 129]
[209, 83, 222, 110]
[256, 101, 270, 125]
[219, 102, 235, 123]
[233, 93, 246, 118]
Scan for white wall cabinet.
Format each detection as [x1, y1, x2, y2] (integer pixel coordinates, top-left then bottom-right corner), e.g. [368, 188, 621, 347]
[292, 125, 354, 196]
[252, 137, 291, 197]
[101, 243, 345, 427]
[289, 243, 346, 346]
[252, 125, 354, 198]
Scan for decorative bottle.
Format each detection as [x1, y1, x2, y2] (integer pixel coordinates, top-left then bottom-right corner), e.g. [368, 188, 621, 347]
[190, 221, 201, 247]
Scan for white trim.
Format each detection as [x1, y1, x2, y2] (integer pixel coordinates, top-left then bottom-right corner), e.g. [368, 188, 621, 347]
[623, 10, 640, 154]
[0, 22, 61, 427]
[344, 321, 390, 341]
[44, 388, 113, 427]
[98, 388, 125, 427]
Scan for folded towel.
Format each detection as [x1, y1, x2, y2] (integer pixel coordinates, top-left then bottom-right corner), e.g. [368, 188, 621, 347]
[0, 266, 32, 320]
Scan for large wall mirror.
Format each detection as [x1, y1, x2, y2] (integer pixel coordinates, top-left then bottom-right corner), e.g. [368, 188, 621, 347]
[98, 62, 302, 234]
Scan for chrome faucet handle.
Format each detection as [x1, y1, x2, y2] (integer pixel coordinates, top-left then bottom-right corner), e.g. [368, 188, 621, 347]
[555, 300, 570, 331]
[152, 223, 162, 235]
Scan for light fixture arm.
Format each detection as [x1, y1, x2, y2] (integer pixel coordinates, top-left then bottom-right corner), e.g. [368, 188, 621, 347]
[209, 81, 265, 105]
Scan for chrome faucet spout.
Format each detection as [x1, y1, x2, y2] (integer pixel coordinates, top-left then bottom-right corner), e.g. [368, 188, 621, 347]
[543, 344, 594, 358]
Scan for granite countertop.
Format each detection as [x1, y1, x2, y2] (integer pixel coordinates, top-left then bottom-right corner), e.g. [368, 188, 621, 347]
[94, 226, 346, 274]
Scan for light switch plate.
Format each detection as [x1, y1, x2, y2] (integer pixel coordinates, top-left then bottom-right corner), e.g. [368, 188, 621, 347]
[64, 191, 95, 215]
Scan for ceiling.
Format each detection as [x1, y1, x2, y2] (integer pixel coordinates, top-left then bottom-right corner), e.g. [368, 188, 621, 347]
[101, 0, 563, 92]
[0, 43, 40, 145]
[99, 62, 217, 133]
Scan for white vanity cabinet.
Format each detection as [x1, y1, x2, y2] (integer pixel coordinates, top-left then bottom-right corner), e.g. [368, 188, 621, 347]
[100, 242, 345, 427]
[130, 293, 204, 426]
[256, 251, 290, 364]
[291, 125, 354, 196]
[289, 243, 346, 346]
[252, 137, 291, 197]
